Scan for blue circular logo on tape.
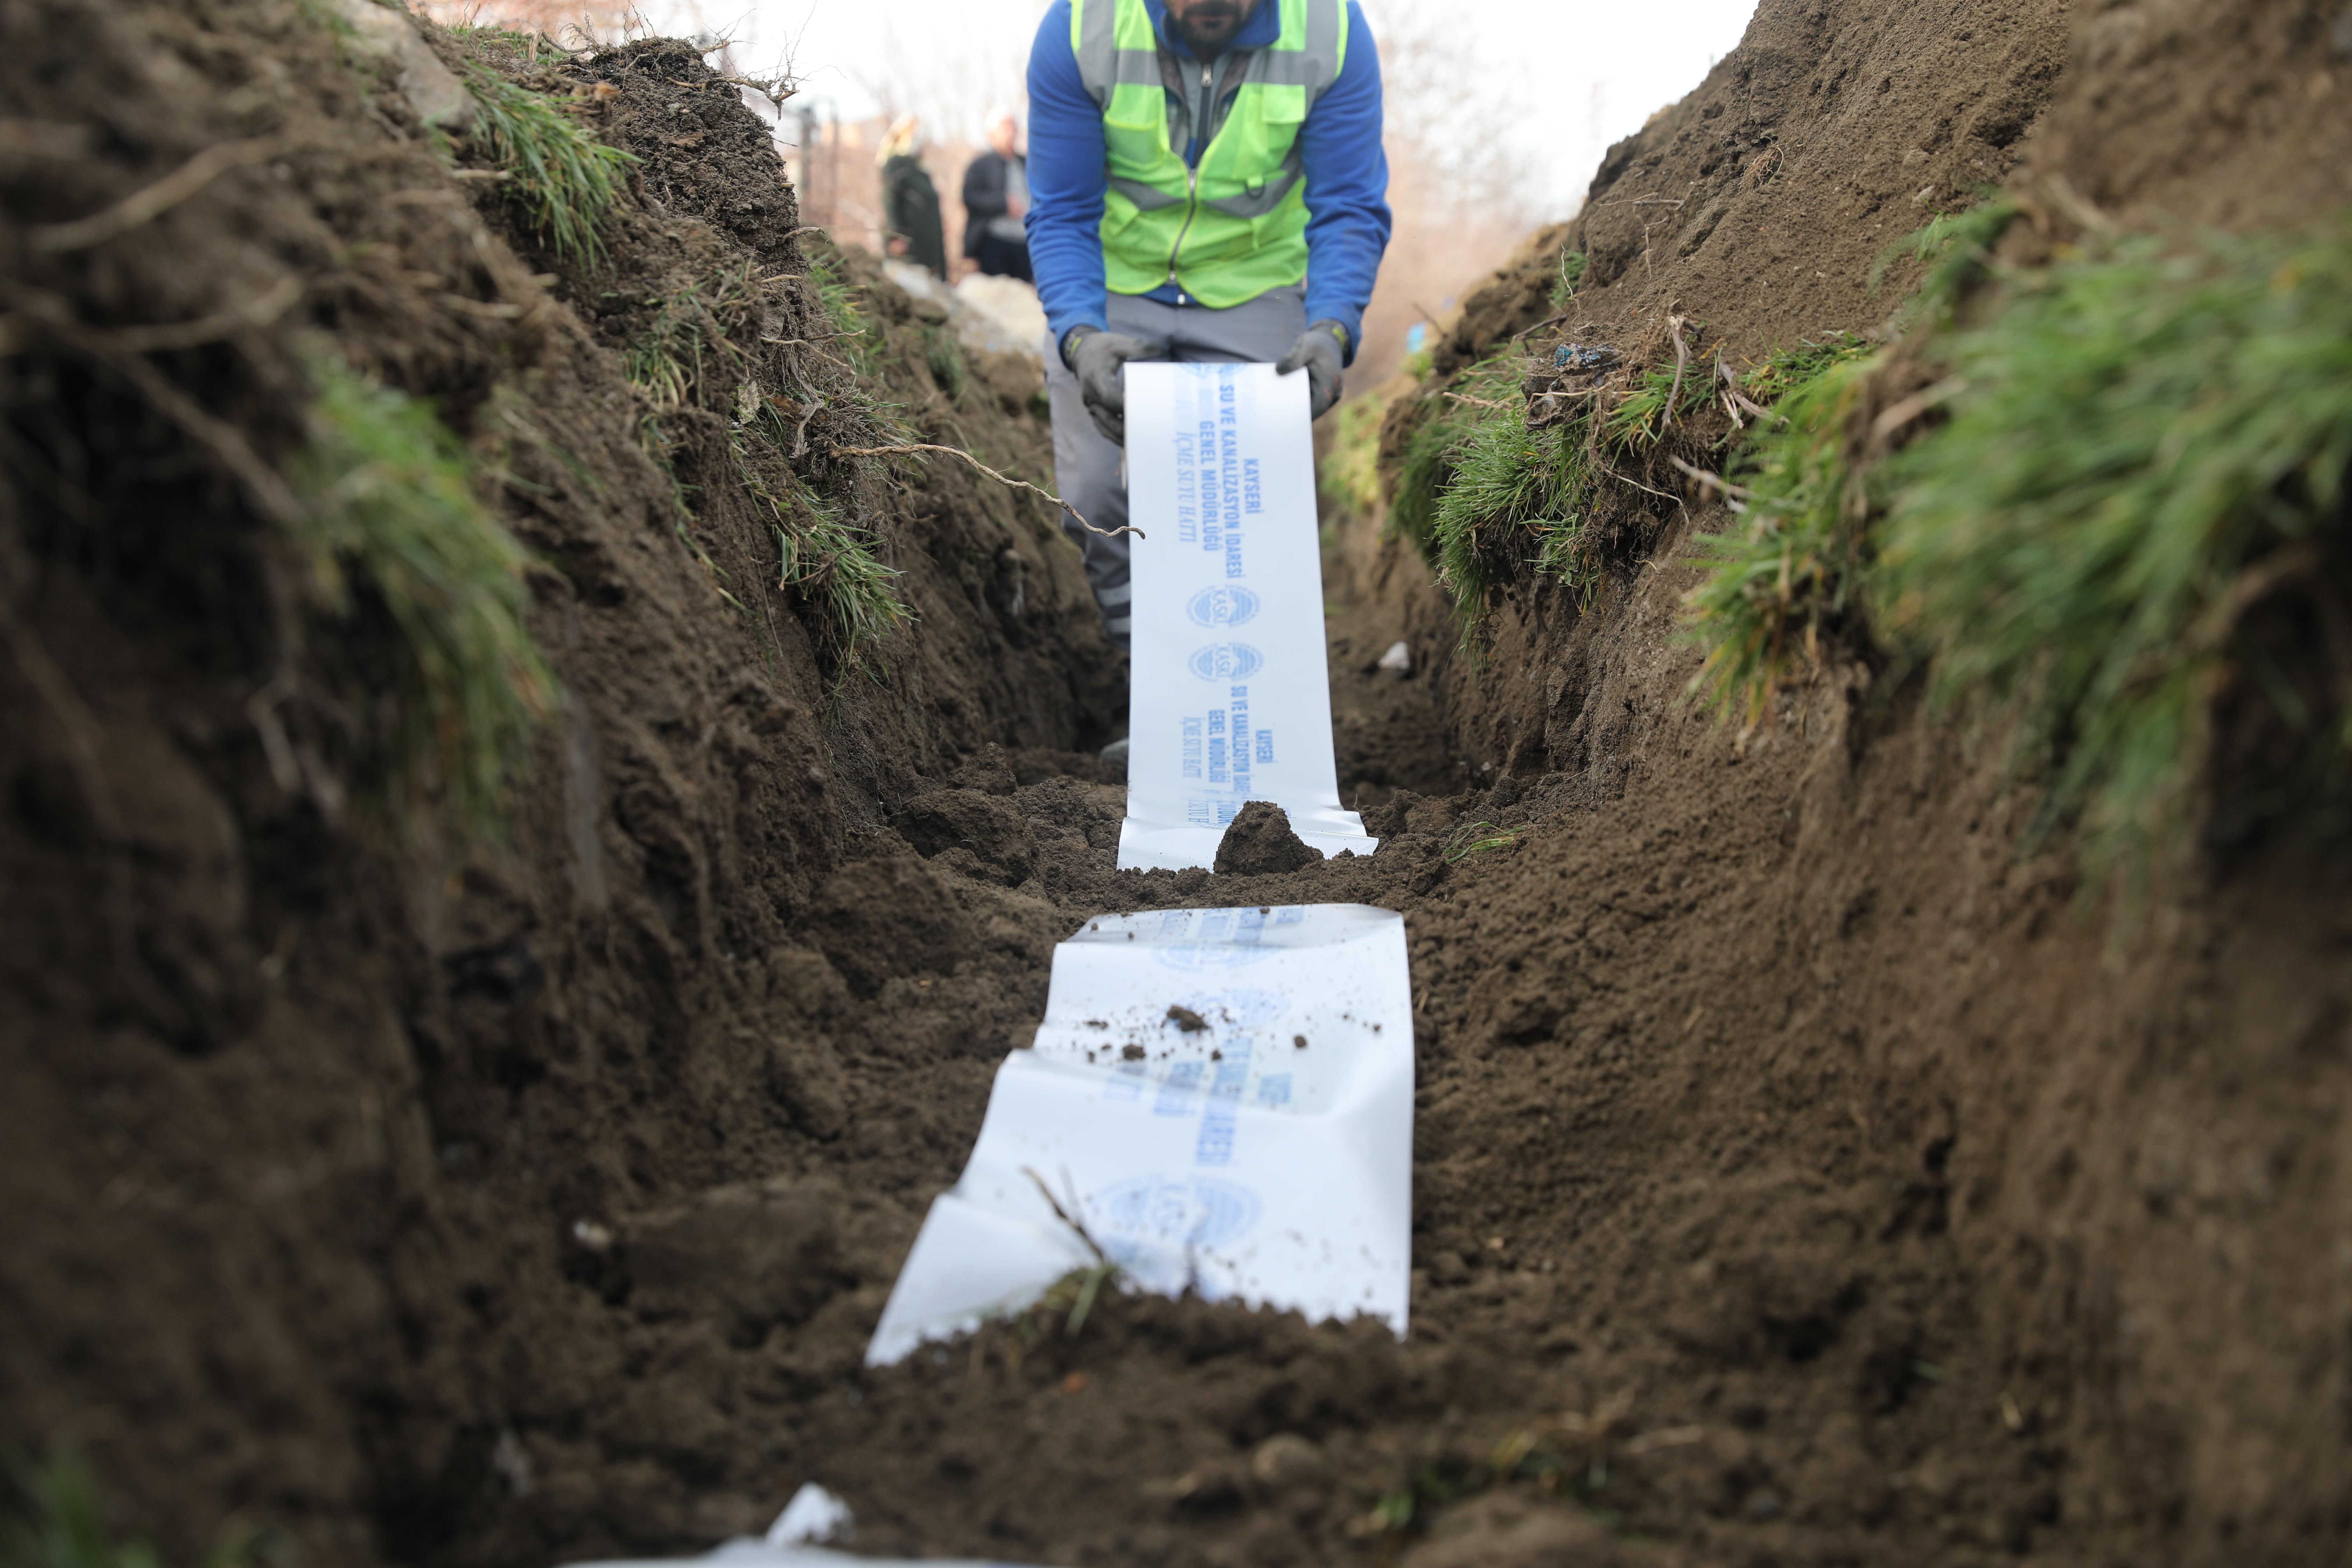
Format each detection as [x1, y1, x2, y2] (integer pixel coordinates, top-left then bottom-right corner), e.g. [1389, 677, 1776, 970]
[1094, 1174, 1263, 1251]
[1188, 642, 1264, 681]
[1186, 586, 1261, 628]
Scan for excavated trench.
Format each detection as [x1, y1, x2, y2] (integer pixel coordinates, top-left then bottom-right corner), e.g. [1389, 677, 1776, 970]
[4, 1, 2350, 1567]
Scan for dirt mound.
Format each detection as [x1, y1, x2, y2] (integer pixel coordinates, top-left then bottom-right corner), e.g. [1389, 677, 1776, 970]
[0, 1, 1108, 1559]
[1213, 800, 1318, 876]
[2029, 0, 2352, 228]
[4, 1, 2349, 1567]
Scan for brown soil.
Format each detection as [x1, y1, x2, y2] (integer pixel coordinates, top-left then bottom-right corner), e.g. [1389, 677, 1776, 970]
[2, 5, 2348, 1568]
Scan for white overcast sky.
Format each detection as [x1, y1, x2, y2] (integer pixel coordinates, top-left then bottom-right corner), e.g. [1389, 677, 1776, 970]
[702, 0, 1762, 215]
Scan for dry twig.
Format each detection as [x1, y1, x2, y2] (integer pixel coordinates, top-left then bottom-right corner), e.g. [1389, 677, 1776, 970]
[0, 279, 300, 527]
[1021, 1167, 1112, 1264]
[106, 275, 306, 353]
[1510, 309, 1571, 343]
[1669, 454, 1750, 509]
[1664, 312, 1692, 428]
[1869, 377, 1964, 441]
[1592, 455, 1686, 510]
[1716, 351, 1773, 423]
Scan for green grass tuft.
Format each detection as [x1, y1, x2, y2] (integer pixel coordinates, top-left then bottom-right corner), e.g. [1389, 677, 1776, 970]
[461, 63, 637, 267]
[1738, 332, 1873, 406]
[3, 1454, 282, 1568]
[773, 484, 910, 673]
[923, 327, 967, 401]
[806, 254, 875, 374]
[626, 264, 754, 412]
[1601, 352, 1715, 453]
[2, 1456, 159, 1568]
[621, 260, 912, 665]
[1875, 223, 2352, 865]
[1429, 405, 1596, 629]
[295, 0, 356, 38]
[1870, 195, 2020, 323]
[1682, 346, 1882, 726]
[730, 437, 910, 673]
[289, 359, 557, 838]
[1388, 356, 1512, 559]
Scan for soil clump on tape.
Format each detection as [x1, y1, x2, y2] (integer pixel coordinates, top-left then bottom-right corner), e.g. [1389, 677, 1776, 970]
[2, 2, 2349, 1568]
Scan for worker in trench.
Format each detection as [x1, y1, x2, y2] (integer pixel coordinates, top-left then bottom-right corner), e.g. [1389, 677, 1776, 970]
[1027, 0, 1391, 656]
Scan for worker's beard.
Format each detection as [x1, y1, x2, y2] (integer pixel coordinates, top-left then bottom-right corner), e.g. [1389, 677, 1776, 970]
[1171, 0, 1245, 51]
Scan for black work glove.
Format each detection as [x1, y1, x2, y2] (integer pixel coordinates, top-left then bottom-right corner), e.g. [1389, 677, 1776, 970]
[1064, 325, 1164, 445]
[1275, 319, 1349, 419]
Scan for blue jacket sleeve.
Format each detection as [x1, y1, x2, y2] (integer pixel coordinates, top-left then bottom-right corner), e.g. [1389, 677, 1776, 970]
[1298, 1, 1391, 364]
[1025, 0, 1111, 352]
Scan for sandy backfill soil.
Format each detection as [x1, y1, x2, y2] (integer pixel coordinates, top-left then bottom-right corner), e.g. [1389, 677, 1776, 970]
[2, 1, 2349, 1567]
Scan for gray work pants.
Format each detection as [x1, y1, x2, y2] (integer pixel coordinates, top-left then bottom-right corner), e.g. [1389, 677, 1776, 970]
[1043, 284, 1307, 649]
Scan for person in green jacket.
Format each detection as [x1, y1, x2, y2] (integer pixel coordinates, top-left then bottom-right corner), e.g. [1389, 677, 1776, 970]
[877, 114, 948, 281]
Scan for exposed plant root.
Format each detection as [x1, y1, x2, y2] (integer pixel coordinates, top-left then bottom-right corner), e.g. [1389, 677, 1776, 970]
[834, 442, 1141, 539]
[30, 135, 288, 253]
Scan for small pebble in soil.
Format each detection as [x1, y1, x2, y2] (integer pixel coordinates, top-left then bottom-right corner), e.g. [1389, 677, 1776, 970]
[1294, 1034, 1308, 1049]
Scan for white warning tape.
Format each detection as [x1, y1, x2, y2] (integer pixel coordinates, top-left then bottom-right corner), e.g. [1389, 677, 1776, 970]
[1115, 362, 1377, 870]
[564, 370, 1419, 1568]
[864, 903, 1413, 1367]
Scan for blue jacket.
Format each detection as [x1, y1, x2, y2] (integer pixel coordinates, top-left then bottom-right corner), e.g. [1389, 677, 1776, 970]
[1025, 0, 1391, 363]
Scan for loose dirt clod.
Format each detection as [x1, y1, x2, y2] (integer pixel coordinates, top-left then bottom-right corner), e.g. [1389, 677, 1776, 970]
[1212, 799, 1320, 875]
[1164, 1004, 1209, 1033]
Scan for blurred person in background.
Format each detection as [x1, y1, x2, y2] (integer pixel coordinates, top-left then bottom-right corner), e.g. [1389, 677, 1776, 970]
[961, 108, 1034, 282]
[878, 115, 948, 280]
[1028, 0, 1390, 651]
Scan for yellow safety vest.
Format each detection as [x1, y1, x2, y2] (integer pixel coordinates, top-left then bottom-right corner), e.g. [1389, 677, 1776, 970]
[1073, 0, 1347, 306]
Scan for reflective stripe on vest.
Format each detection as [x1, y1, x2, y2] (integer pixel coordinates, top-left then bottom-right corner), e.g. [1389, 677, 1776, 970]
[1071, 0, 1345, 308]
